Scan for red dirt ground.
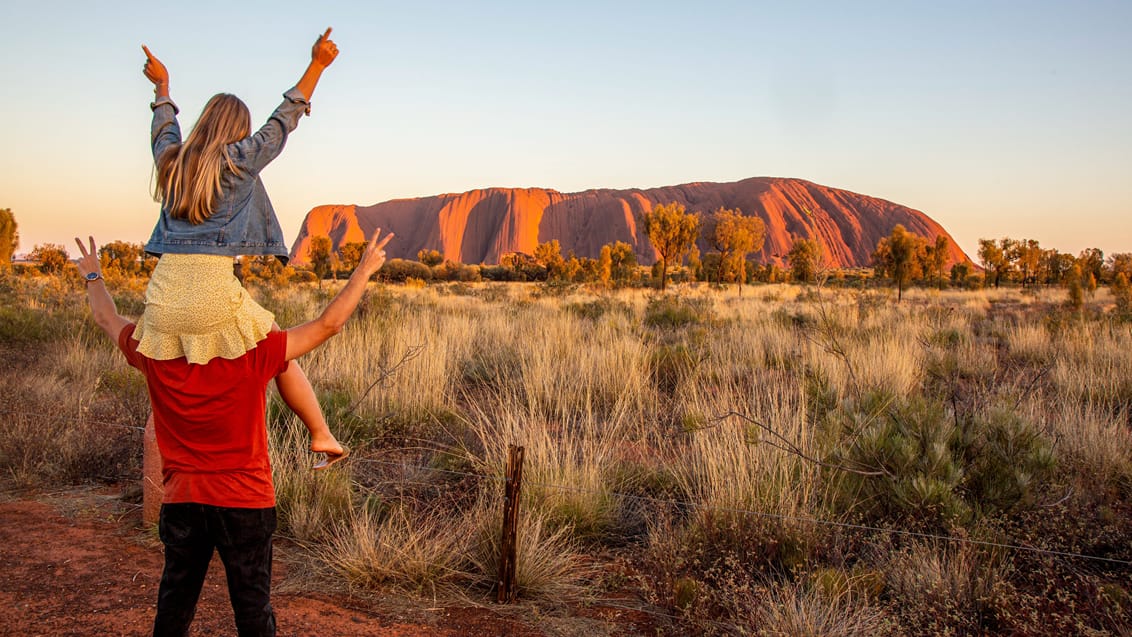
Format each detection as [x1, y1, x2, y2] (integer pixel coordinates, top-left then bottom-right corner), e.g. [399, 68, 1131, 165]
[0, 491, 659, 636]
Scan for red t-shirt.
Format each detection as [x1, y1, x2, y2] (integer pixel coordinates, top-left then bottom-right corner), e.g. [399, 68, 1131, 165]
[118, 324, 288, 508]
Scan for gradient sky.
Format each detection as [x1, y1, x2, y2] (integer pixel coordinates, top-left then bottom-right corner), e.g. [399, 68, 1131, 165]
[2, 1, 1129, 261]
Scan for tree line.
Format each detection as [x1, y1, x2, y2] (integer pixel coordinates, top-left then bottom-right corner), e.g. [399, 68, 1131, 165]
[3, 205, 1129, 306]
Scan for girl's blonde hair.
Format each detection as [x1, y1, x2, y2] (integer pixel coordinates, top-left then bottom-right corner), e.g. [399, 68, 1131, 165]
[154, 93, 251, 225]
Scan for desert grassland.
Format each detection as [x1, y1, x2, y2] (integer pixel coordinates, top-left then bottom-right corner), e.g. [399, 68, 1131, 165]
[3, 273, 1132, 635]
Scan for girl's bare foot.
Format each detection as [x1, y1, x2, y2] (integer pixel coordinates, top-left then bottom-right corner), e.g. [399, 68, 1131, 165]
[311, 434, 349, 471]
[312, 446, 349, 470]
[310, 434, 344, 457]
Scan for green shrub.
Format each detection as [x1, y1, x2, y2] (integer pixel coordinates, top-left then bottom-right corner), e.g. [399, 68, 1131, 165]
[478, 264, 520, 282]
[0, 304, 59, 343]
[379, 258, 433, 283]
[644, 294, 713, 329]
[564, 297, 628, 321]
[533, 278, 578, 298]
[826, 394, 1057, 530]
[959, 406, 1056, 513]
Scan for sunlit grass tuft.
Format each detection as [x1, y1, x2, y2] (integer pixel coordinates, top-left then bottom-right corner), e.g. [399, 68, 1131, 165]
[318, 505, 465, 597]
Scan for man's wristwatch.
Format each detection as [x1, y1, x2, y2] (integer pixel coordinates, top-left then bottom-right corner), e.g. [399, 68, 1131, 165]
[84, 272, 103, 285]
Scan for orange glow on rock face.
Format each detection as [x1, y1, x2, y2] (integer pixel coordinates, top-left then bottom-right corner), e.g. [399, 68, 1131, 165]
[289, 178, 973, 267]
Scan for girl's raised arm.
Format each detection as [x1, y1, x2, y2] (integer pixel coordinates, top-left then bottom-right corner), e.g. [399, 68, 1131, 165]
[231, 29, 338, 171]
[142, 45, 170, 100]
[143, 44, 181, 162]
[294, 27, 338, 101]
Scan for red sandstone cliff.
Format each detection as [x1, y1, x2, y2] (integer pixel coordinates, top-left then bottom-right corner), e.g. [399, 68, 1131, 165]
[290, 177, 971, 268]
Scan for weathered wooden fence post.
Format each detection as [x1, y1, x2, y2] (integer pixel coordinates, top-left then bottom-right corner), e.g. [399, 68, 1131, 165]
[497, 444, 525, 603]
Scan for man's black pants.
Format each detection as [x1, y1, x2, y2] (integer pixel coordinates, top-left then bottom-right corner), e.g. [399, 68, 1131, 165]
[153, 503, 277, 637]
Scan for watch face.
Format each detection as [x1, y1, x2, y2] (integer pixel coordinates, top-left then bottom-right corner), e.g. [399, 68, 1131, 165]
[85, 272, 100, 281]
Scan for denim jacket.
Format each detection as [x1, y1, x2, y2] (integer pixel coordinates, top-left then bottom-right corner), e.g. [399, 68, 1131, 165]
[144, 88, 311, 264]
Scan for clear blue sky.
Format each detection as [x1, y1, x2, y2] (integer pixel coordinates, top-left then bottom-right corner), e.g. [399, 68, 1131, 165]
[2, 1, 1129, 260]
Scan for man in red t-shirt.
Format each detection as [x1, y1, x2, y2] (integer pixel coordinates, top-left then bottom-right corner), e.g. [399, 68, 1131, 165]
[76, 230, 392, 637]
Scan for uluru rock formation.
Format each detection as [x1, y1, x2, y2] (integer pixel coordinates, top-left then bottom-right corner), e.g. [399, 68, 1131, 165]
[290, 177, 971, 268]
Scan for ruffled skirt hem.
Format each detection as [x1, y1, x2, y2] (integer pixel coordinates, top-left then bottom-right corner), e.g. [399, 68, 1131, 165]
[135, 254, 275, 365]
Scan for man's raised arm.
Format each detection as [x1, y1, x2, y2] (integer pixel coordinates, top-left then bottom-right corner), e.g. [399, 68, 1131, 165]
[75, 236, 132, 342]
[285, 230, 394, 361]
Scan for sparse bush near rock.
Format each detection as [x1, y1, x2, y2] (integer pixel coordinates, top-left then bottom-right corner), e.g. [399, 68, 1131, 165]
[378, 258, 433, 283]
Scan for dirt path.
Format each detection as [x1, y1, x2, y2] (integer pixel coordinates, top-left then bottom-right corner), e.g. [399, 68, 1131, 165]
[0, 492, 557, 636]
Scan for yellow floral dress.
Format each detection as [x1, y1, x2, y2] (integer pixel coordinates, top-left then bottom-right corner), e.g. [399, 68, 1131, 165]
[134, 255, 274, 364]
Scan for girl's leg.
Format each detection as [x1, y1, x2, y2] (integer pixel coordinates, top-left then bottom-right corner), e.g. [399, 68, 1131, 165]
[271, 324, 343, 457]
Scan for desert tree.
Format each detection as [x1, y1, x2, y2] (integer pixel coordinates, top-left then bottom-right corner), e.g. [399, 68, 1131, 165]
[241, 255, 289, 287]
[499, 252, 542, 281]
[1107, 253, 1132, 282]
[1023, 240, 1036, 287]
[0, 208, 17, 269]
[699, 252, 722, 283]
[30, 243, 69, 274]
[236, 255, 255, 284]
[1112, 272, 1132, 318]
[1000, 238, 1019, 274]
[706, 207, 766, 294]
[686, 243, 703, 281]
[236, 255, 262, 285]
[950, 262, 972, 287]
[762, 263, 784, 284]
[1011, 239, 1043, 287]
[417, 249, 443, 267]
[99, 241, 152, 277]
[786, 237, 822, 284]
[308, 235, 333, 287]
[872, 225, 928, 302]
[703, 207, 735, 283]
[598, 245, 613, 288]
[607, 241, 637, 287]
[1066, 264, 1084, 311]
[561, 255, 584, 282]
[575, 256, 599, 283]
[534, 240, 567, 280]
[642, 202, 700, 291]
[1078, 247, 1105, 285]
[927, 234, 950, 289]
[1041, 249, 1075, 285]
[978, 238, 1008, 288]
[337, 241, 367, 275]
